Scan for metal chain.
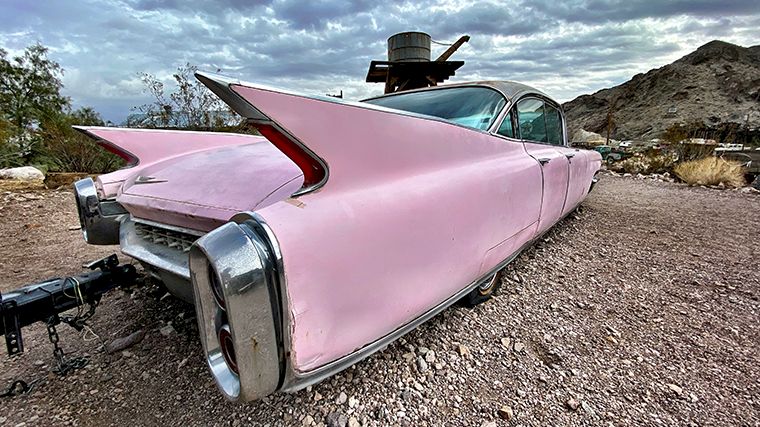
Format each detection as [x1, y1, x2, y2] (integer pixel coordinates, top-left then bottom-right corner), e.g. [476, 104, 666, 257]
[61, 301, 98, 331]
[1, 312, 95, 399]
[0, 379, 40, 398]
[46, 317, 89, 376]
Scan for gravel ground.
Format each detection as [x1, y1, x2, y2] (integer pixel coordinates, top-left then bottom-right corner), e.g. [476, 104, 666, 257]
[1, 175, 759, 427]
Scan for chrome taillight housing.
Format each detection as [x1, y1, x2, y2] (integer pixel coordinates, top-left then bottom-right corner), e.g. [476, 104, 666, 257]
[188, 212, 283, 401]
[73, 178, 125, 245]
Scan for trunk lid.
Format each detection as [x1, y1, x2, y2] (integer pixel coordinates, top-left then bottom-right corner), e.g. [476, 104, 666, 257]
[117, 142, 302, 231]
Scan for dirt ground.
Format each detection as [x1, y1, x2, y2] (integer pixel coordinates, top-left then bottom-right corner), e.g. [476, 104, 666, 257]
[1, 175, 759, 427]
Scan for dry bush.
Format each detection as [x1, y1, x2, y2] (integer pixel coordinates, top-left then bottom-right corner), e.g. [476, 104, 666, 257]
[674, 157, 745, 187]
[610, 154, 675, 175]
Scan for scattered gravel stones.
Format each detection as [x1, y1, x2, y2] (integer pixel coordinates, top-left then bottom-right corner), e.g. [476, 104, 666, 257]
[667, 383, 684, 397]
[497, 405, 514, 420]
[457, 344, 471, 358]
[416, 356, 429, 372]
[159, 323, 176, 336]
[1, 176, 759, 426]
[500, 337, 511, 349]
[565, 398, 581, 411]
[326, 412, 347, 427]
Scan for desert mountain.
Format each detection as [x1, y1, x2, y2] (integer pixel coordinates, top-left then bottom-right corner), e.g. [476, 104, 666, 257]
[563, 40, 760, 141]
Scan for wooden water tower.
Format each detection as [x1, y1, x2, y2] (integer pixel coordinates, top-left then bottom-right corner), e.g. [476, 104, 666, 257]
[365, 32, 470, 94]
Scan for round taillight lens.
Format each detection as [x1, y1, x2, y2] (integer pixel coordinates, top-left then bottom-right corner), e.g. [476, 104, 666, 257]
[218, 325, 238, 375]
[209, 266, 226, 310]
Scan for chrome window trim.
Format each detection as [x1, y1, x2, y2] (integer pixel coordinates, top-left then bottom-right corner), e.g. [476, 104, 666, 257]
[492, 94, 569, 148]
[362, 85, 509, 132]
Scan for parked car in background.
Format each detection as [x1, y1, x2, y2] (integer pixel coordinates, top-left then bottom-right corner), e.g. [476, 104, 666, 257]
[73, 73, 601, 401]
[594, 145, 632, 163]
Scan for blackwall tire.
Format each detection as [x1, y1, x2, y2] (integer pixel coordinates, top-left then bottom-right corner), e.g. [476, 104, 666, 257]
[461, 271, 502, 307]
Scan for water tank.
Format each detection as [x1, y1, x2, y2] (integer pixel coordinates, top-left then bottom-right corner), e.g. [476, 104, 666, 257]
[388, 32, 431, 62]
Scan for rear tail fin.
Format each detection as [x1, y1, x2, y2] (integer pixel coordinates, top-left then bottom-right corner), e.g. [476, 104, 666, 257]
[195, 73, 328, 195]
[195, 72, 500, 197]
[73, 126, 261, 167]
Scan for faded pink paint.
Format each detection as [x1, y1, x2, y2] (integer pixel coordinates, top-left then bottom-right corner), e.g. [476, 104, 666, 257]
[75, 127, 266, 199]
[231, 85, 551, 372]
[77, 127, 302, 231]
[80, 86, 601, 376]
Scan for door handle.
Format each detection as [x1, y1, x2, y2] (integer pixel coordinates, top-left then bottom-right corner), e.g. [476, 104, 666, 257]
[538, 157, 551, 165]
[565, 153, 576, 159]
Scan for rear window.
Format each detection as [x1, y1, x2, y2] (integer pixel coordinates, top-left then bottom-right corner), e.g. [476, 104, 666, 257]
[363, 87, 506, 131]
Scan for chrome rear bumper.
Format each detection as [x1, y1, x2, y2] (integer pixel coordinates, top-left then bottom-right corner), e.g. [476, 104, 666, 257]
[73, 178, 126, 245]
[189, 212, 283, 401]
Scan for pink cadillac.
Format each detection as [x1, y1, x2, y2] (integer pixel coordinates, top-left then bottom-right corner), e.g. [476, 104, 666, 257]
[72, 72, 601, 401]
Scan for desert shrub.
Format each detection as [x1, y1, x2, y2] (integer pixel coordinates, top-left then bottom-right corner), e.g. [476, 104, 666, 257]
[673, 157, 745, 187]
[646, 155, 676, 174]
[614, 157, 648, 174]
[610, 154, 675, 175]
[672, 143, 715, 162]
[34, 107, 124, 173]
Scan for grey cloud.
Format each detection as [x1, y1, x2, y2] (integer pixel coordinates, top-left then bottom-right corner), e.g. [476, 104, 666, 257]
[1, 0, 758, 122]
[530, 0, 760, 24]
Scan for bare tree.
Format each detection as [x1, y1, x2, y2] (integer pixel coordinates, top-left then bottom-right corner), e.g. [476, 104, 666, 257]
[132, 64, 238, 129]
[605, 96, 618, 145]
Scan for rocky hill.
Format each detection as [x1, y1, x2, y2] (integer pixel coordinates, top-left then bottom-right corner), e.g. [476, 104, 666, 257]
[563, 40, 760, 141]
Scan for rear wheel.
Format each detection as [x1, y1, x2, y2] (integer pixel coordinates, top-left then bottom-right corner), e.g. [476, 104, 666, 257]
[461, 271, 502, 307]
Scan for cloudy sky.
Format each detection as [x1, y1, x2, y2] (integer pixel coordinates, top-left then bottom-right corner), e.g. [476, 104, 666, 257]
[1, 0, 758, 123]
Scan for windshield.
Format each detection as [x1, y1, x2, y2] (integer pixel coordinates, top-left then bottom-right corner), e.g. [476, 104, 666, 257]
[363, 87, 506, 131]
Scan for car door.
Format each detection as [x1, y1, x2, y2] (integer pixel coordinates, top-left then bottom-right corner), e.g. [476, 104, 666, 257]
[513, 97, 570, 237]
[558, 145, 589, 215]
[547, 104, 589, 215]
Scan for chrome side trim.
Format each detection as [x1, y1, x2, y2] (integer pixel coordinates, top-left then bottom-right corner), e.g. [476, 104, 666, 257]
[120, 217, 190, 279]
[73, 178, 124, 245]
[189, 219, 281, 401]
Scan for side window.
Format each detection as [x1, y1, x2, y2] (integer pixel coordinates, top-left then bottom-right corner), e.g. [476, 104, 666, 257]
[516, 98, 547, 143]
[544, 104, 564, 146]
[497, 111, 515, 138]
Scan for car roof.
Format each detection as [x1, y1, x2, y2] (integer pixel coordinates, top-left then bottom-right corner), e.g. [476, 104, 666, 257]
[363, 81, 551, 104]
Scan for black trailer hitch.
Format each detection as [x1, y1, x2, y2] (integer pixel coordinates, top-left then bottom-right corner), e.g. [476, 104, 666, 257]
[0, 254, 137, 358]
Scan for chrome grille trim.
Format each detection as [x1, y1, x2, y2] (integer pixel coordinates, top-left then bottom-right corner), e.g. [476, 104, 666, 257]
[120, 217, 204, 280]
[133, 221, 200, 253]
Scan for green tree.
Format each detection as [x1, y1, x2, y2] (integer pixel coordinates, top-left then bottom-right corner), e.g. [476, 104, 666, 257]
[36, 106, 124, 173]
[0, 43, 69, 131]
[0, 43, 70, 165]
[132, 63, 238, 129]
